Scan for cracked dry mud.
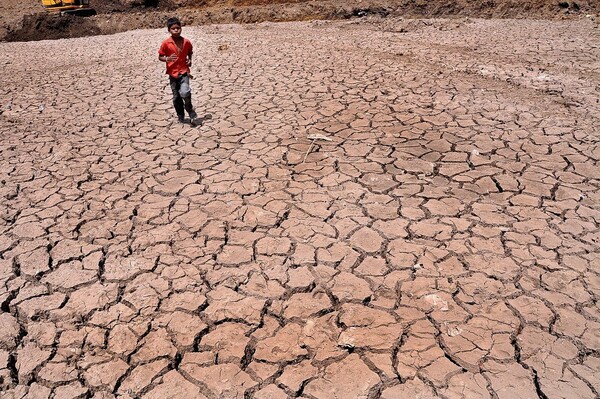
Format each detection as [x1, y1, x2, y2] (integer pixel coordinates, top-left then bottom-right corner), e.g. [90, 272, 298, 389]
[0, 16, 599, 399]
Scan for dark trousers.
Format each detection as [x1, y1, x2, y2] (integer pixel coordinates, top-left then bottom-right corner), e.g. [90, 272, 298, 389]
[169, 74, 197, 119]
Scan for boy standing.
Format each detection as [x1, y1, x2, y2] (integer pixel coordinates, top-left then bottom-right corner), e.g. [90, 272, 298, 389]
[158, 17, 202, 126]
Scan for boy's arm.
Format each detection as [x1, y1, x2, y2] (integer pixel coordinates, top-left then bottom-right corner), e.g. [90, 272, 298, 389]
[158, 42, 170, 62]
[186, 41, 193, 67]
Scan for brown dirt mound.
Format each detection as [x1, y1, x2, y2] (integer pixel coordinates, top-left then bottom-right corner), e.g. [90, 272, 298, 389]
[2, 0, 598, 42]
[5, 13, 101, 42]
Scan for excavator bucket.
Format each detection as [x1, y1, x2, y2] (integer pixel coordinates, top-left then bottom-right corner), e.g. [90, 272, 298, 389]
[62, 7, 96, 16]
[41, 0, 96, 16]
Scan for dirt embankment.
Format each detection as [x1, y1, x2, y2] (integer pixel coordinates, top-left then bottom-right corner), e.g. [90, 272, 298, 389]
[2, 0, 598, 42]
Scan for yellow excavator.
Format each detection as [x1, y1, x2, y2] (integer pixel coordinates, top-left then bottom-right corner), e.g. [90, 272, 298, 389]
[41, 0, 96, 16]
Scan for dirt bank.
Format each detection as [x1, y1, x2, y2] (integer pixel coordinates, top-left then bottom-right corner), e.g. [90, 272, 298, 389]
[2, 0, 598, 42]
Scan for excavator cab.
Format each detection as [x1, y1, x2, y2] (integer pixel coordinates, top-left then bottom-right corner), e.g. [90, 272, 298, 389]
[41, 0, 96, 16]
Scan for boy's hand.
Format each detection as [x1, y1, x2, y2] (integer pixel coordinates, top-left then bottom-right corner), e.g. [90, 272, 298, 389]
[186, 59, 192, 67]
[166, 54, 177, 62]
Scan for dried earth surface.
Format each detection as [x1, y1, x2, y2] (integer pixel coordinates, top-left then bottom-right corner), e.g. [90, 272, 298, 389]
[1, 14, 600, 399]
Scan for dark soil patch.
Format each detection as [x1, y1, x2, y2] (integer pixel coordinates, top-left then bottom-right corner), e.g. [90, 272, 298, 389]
[4, 13, 102, 42]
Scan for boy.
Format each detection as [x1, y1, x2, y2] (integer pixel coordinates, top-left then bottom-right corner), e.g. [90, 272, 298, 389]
[158, 17, 202, 126]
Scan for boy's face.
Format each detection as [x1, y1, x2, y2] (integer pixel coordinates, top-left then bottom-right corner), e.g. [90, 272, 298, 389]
[169, 24, 182, 38]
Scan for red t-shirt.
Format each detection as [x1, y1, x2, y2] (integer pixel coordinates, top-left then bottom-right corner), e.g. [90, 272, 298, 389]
[158, 36, 193, 78]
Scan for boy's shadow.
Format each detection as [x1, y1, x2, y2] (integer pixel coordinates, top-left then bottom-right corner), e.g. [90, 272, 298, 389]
[181, 113, 213, 126]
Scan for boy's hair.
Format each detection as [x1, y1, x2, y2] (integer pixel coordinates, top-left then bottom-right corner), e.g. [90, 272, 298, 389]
[167, 17, 181, 29]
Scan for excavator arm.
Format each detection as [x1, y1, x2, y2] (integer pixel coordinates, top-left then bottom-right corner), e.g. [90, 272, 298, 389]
[41, 0, 96, 16]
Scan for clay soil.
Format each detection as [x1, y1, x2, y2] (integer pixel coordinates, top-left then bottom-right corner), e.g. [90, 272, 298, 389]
[1, 0, 599, 42]
[1, 1, 600, 399]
